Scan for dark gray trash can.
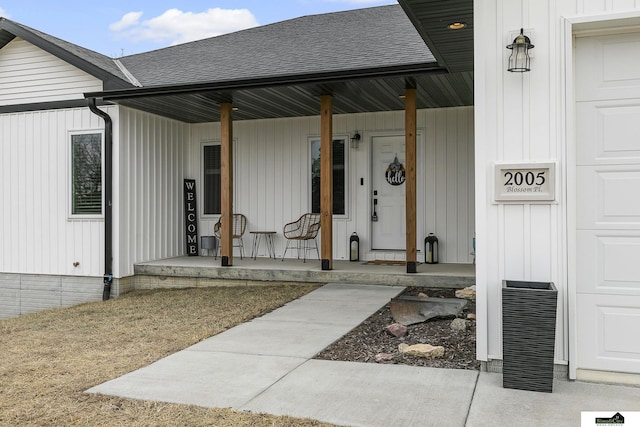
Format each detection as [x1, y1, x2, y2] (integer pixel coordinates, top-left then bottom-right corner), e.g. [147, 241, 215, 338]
[502, 280, 558, 393]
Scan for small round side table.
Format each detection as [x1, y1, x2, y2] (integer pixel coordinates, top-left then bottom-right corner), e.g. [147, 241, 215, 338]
[250, 231, 276, 259]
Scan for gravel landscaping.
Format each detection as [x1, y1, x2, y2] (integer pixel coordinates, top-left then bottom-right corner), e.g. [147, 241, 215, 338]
[315, 287, 479, 370]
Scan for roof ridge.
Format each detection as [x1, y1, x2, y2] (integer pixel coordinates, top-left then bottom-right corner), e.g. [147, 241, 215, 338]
[113, 59, 143, 87]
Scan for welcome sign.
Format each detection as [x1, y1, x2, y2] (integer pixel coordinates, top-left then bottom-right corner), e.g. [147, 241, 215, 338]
[183, 179, 199, 256]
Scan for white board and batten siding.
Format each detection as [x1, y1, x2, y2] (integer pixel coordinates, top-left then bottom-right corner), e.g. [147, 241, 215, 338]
[115, 107, 191, 278]
[0, 107, 114, 276]
[190, 107, 474, 263]
[475, 0, 640, 377]
[0, 38, 102, 105]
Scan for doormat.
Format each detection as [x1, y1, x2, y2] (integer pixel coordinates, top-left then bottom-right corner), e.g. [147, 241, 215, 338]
[364, 260, 407, 266]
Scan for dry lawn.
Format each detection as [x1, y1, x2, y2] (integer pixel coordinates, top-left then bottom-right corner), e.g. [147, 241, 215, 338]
[0, 284, 337, 427]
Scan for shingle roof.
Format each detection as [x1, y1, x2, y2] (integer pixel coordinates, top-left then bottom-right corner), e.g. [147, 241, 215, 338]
[119, 5, 435, 87]
[2, 6, 435, 92]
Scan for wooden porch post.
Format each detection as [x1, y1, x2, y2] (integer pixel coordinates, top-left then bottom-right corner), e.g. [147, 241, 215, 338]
[320, 95, 333, 270]
[405, 87, 417, 273]
[220, 102, 233, 266]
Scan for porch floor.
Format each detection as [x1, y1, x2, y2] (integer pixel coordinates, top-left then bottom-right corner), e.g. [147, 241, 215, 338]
[133, 256, 475, 289]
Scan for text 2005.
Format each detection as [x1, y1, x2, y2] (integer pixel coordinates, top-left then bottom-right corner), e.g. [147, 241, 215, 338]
[503, 171, 546, 186]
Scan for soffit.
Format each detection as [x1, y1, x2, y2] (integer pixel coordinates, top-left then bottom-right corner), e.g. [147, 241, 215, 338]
[107, 71, 472, 123]
[398, 0, 474, 73]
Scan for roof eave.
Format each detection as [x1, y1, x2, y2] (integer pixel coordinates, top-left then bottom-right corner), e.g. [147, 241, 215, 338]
[397, 0, 474, 73]
[0, 18, 133, 90]
[85, 62, 446, 101]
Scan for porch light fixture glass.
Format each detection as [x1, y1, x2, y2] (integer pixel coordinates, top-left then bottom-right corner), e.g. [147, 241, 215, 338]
[507, 28, 534, 72]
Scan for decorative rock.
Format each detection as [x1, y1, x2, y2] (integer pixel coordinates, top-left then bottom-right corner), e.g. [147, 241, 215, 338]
[455, 285, 476, 301]
[450, 318, 467, 331]
[398, 343, 445, 359]
[390, 297, 468, 326]
[418, 292, 429, 298]
[375, 353, 394, 363]
[467, 313, 476, 320]
[386, 323, 408, 338]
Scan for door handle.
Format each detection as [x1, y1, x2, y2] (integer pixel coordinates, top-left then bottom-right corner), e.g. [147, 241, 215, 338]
[372, 197, 378, 221]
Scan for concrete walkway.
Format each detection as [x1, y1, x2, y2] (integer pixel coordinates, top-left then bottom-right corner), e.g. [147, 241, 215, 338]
[87, 283, 640, 427]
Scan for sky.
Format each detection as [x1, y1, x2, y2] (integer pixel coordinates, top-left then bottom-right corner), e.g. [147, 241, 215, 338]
[0, 0, 397, 57]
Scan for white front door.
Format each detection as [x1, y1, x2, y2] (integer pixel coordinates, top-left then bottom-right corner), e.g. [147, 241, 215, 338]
[575, 31, 640, 374]
[371, 135, 406, 250]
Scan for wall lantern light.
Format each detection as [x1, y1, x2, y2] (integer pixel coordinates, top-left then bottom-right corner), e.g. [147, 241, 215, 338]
[351, 131, 361, 149]
[507, 28, 534, 72]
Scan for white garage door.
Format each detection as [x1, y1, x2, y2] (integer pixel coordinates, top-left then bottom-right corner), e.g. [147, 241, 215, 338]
[575, 32, 640, 374]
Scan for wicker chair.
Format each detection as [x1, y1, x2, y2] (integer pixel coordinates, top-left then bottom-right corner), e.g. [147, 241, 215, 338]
[214, 214, 247, 259]
[282, 213, 321, 262]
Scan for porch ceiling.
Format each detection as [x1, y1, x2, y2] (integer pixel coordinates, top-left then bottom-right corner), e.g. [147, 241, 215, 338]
[103, 70, 472, 123]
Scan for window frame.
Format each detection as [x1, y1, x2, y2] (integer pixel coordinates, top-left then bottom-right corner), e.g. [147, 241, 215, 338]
[200, 140, 237, 218]
[308, 134, 349, 219]
[68, 130, 104, 219]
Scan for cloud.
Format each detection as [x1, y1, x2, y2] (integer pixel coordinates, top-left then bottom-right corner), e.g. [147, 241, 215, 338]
[321, 0, 395, 3]
[0, 7, 10, 18]
[109, 11, 143, 32]
[110, 8, 259, 46]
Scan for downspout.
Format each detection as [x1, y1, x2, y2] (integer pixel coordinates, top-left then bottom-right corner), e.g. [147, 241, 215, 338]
[87, 98, 113, 300]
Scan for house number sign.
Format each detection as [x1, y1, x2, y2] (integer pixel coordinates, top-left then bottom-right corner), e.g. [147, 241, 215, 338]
[494, 162, 555, 202]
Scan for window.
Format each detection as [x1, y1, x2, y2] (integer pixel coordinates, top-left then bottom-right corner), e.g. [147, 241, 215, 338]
[203, 144, 221, 215]
[310, 137, 347, 216]
[70, 132, 102, 216]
